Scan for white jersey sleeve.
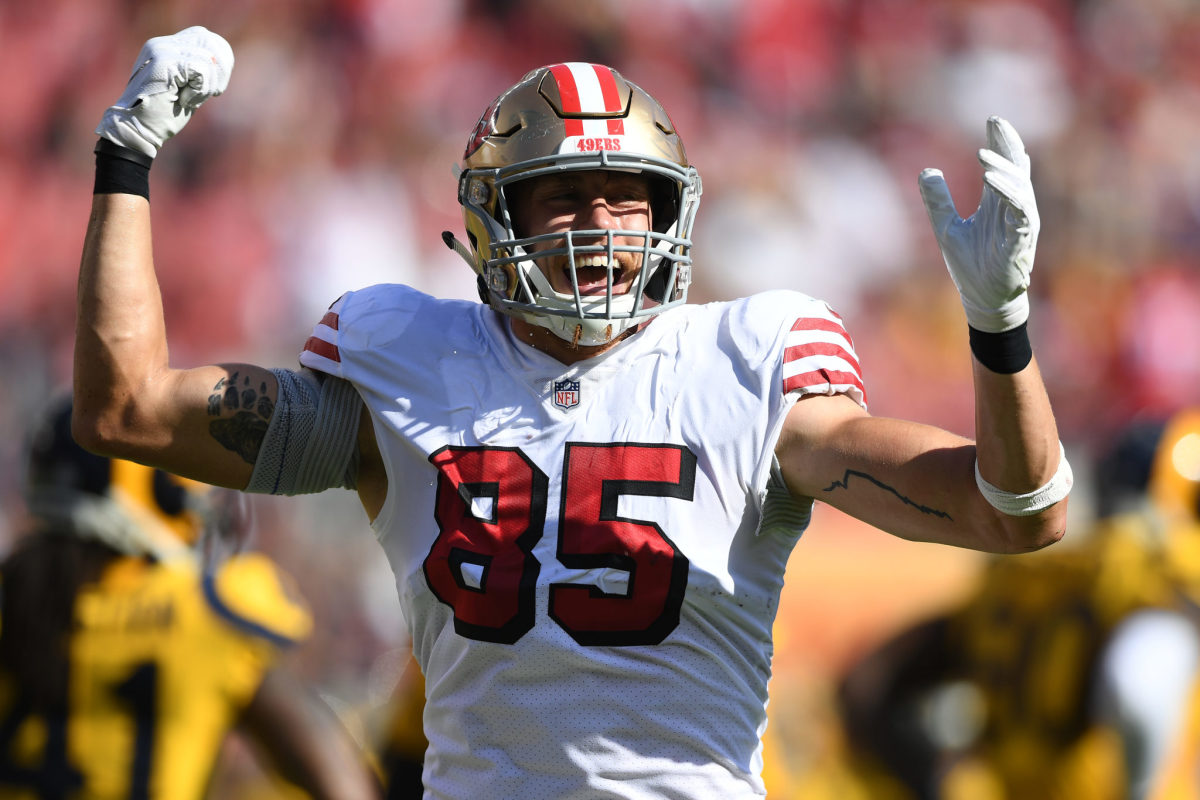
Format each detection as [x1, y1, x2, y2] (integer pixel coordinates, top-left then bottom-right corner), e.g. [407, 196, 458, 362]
[297, 285, 867, 800]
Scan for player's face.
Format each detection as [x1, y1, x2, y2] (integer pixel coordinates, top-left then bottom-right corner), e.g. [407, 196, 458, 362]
[509, 170, 653, 296]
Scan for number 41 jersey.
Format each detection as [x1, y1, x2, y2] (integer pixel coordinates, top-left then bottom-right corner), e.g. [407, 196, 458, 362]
[0, 552, 311, 800]
[301, 285, 866, 800]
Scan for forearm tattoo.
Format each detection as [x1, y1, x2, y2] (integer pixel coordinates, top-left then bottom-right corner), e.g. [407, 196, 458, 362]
[822, 469, 952, 521]
[207, 371, 274, 465]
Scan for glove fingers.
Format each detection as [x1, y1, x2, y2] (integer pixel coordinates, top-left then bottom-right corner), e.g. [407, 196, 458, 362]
[116, 29, 232, 110]
[985, 116, 1030, 173]
[979, 150, 1034, 211]
[178, 26, 235, 93]
[977, 145, 1032, 178]
[178, 68, 216, 110]
[983, 172, 1031, 227]
[917, 168, 961, 234]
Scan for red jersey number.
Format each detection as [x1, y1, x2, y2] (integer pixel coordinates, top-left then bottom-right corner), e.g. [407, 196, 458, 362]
[425, 443, 694, 646]
[424, 447, 547, 644]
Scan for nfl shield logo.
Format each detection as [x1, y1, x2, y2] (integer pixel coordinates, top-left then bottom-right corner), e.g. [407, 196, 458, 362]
[554, 379, 581, 410]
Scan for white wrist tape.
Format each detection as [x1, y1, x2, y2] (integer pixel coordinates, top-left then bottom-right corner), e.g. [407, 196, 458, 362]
[975, 442, 1072, 516]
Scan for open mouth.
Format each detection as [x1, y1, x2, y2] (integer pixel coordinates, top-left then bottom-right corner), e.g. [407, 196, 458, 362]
[566, 255, 624, 296]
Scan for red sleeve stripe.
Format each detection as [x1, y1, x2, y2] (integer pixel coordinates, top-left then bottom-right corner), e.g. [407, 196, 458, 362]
[784, 342, 862, 376]
[789, 316, 855, 347]
[320, 311, 339, 331]
[783, 369, 866, 397]
[782, 312, 866, 402]
[303, 335, 340, 363]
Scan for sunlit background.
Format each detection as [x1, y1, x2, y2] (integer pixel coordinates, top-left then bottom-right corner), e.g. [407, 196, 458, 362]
[3, 0, 1200, 794]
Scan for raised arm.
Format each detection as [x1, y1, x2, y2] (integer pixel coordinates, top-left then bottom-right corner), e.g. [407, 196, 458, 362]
[777, 117, 1069, 554]
[73, 28, 276, 488]
[76, 191, 279, 487]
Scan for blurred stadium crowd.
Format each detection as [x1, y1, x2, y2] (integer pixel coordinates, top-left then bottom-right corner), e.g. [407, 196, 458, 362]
[3, 0, 1200, 794]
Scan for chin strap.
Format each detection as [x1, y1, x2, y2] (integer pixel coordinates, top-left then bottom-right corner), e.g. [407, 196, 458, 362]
[643, 263, 672, 304]
[442, 230, 477, 269]
[443, 231, 492, 306]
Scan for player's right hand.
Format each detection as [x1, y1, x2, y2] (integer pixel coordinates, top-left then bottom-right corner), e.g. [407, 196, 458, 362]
[96, 26, 234, 158]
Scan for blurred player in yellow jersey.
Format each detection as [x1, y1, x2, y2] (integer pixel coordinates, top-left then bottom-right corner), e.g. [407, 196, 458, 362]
[1137, 408, 1200, 800]
[0, 399, 381, 800]
[839, 412, 1200, 800]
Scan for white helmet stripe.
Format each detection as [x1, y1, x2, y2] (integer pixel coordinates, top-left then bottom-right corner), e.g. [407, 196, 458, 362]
[550, 63, 625, 137]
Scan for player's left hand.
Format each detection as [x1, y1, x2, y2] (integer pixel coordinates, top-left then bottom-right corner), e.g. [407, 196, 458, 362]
[918, 116, 1039, 333]
[96, 26, 234, 158]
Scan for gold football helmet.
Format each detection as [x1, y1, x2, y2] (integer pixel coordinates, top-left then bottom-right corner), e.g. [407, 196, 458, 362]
[1148, 409, 1200, 598]
[450, 62, 702, 346]
[1149, 409, 1200, 525]
[24, 399, 213, 559]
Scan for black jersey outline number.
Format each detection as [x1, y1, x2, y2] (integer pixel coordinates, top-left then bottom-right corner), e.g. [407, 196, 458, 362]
[424, 442, 695, 646]
[0, 696, 82, 800]
[0, 660, 158, 799]
[550, 443, 694, 645]
[424, 446, 548, 644]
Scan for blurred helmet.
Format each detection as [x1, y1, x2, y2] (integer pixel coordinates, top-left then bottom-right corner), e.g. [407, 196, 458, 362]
[24, 399, 213, 559]
[1147, 409, 1200, 598]
[1148, 409, 1200, 526]
[455, 62, 702, 346]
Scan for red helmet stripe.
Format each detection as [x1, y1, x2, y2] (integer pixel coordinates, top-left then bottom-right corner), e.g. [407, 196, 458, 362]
[549, 64, 585, 137]
[590, 64, 625, 135]
[550, 63, 627, 138]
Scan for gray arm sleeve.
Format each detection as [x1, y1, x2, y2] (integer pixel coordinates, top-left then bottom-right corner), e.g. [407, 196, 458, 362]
[245, 368, 364, 495]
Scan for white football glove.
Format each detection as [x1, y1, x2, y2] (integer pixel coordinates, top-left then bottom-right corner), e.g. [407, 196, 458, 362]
[918, 116, 1039, 333]
[96, 26, 234, 158]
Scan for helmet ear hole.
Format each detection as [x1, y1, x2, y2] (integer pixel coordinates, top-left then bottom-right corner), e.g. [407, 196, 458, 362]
[650, 175, 678, 234]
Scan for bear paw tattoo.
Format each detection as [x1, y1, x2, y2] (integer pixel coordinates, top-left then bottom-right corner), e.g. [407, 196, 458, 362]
[207, 371, 274, 465]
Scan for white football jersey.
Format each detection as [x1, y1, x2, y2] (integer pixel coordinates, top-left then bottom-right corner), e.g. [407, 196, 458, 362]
[300, 285, 866, 800]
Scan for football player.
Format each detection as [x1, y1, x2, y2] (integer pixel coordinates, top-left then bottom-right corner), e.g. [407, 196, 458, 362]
[73, 27, 1071, 798]
[0, 398, 381, 800]
[837, 411, 1200, 800]
[1120, 409, 1200, 800]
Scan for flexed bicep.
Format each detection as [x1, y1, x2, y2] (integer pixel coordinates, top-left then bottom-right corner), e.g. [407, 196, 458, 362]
[74, 363, 280, 490]
[204, 367, 278, 466]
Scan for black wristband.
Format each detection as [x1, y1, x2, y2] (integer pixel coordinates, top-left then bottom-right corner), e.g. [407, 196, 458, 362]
[93, 139, 152, 199]
[968, 321, 1033, 374]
